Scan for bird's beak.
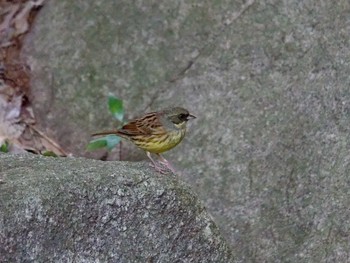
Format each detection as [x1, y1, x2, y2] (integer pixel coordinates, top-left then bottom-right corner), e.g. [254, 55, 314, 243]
[188, 114, 196, 119]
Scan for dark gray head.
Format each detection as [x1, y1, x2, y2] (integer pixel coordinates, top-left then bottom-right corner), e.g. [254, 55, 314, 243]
[163, 107, 196, 125]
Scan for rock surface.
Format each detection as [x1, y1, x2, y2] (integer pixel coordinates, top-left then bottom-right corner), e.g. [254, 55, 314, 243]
[23, 1, 350, 261]
[0, 154, 233, 263]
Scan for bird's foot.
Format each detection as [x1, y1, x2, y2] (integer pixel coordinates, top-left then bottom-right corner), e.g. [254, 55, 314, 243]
[149, 162, 171, 174]
[157, 155, 177, 174]
[158, 160, 176, 174]
[146, 152, 177, 175]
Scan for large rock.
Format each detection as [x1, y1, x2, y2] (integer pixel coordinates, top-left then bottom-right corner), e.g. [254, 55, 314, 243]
[0, 154, 233, 262]
[23, 1, 350, 261]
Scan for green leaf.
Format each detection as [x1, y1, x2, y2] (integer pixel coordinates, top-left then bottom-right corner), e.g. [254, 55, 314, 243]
[42, 151, 58, 157]
[0, 141, 9, 153]
[87, 137, 108, 151]
[87, 135, 121, 151]
[108, 95, 124, 122]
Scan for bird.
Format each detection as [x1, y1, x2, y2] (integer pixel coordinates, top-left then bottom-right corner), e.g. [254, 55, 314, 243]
[92, 107, 196, 174]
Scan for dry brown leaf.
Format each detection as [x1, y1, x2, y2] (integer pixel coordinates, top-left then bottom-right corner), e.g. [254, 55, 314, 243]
[0, 83, 25, 141]
[0, 0, 46, 46]
[0, 4, 19, 47]
[0, 0, 67, 157]
[14, 124, 69, 156]
[14, 0, 46, 37]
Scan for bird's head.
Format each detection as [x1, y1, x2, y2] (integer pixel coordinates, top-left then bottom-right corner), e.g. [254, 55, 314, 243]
[163, 107, 196, 128]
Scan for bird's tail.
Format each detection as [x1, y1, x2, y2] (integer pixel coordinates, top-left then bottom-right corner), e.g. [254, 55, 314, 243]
[91, 130, 122, 137]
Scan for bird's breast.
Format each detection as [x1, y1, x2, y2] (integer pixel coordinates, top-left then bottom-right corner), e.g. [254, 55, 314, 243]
[133, 128, 186, 153]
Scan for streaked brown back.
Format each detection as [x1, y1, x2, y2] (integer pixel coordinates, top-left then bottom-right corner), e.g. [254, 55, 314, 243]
[117, 112, 166, 137]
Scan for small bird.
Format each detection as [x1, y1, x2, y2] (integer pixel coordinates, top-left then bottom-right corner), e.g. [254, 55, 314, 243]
[92, 107, 196, 173]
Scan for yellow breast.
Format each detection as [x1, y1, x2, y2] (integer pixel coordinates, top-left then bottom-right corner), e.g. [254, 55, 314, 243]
[133, 129, 186, 153]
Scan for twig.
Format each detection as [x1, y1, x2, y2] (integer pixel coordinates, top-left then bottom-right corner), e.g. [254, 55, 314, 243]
[29, 124, 69, 156]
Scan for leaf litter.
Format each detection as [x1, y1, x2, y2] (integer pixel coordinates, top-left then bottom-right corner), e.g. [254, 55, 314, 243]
[0, 0, 68, 157]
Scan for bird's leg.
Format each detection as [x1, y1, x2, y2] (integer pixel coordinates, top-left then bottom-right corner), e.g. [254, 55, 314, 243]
[156, 154, 177, 174]
[146, 152, 168, 174]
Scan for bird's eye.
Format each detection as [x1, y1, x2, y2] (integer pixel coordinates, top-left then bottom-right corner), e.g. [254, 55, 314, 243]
[179, 113, 188, 120]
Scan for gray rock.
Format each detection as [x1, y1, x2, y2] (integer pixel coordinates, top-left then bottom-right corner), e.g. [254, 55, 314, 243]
[0, 154, 233, 262]
[22, 0, 350, 261]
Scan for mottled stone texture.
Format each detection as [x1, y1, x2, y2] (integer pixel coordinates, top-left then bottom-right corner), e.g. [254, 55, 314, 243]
[23, 0, 350, 261]
[0, 154, 233, 262]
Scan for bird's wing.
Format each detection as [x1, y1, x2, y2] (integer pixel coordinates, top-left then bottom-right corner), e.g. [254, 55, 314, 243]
[118, 112, 166, 136]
